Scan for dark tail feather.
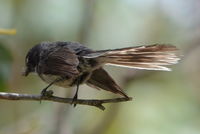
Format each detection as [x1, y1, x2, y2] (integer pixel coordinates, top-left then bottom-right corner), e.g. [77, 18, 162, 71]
[84, 44, 180, 71]
[86, 68, 129, 98]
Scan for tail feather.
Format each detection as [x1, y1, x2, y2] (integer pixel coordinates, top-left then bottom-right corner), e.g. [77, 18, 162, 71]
[86, 44, 180, 71]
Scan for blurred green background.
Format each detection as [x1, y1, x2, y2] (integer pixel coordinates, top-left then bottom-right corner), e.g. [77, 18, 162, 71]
[0, 0, 200, 134]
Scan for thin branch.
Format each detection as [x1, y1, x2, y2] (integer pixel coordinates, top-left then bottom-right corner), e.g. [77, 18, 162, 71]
[0, 91, 132, 110]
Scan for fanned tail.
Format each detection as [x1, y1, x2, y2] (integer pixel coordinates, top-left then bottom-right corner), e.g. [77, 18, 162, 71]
[94, 44, 180, 71]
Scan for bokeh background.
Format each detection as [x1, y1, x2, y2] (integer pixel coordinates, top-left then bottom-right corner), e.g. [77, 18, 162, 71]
[0, 0, 200, 134]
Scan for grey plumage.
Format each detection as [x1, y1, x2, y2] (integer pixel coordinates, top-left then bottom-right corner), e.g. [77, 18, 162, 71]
[24, 42, 180, 98]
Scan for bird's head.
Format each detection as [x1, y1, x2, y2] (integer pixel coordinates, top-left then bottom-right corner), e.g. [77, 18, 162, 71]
[22, 44, 42, 76]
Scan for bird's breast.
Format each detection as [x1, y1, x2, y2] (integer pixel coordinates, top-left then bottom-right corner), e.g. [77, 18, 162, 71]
[39, 74, 76, 88]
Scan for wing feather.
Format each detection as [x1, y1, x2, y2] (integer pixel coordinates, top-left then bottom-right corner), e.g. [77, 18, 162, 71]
[37, 47, 79, 77]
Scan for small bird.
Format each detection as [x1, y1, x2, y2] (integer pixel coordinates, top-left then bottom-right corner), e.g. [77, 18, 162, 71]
[23, 41, 180, 103]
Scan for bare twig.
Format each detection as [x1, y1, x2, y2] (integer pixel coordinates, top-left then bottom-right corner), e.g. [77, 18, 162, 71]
[0, 91, 132, 110]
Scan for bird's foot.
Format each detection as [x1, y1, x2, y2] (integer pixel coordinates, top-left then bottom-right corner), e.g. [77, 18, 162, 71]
[41, 87, 48, 97]
[40, 88, 54, 103]
[71, 93, 78, 107]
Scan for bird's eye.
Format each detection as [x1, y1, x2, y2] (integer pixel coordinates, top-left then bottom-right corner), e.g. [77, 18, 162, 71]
[26, 57, 29, 64]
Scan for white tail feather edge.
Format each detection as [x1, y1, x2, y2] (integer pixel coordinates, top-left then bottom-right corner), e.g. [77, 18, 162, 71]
[106, 63, 171, 71]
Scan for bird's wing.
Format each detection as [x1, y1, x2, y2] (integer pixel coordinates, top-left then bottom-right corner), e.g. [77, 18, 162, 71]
[37, 47, 79, 77]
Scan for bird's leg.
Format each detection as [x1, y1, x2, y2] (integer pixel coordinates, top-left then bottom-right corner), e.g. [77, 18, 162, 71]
[40, 81, 55, 97]
[41, 77, 64, 97]
[72, 78, 80, 107]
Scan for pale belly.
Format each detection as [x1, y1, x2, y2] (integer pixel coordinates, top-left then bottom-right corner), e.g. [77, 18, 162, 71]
[39, 74, 76, 88]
